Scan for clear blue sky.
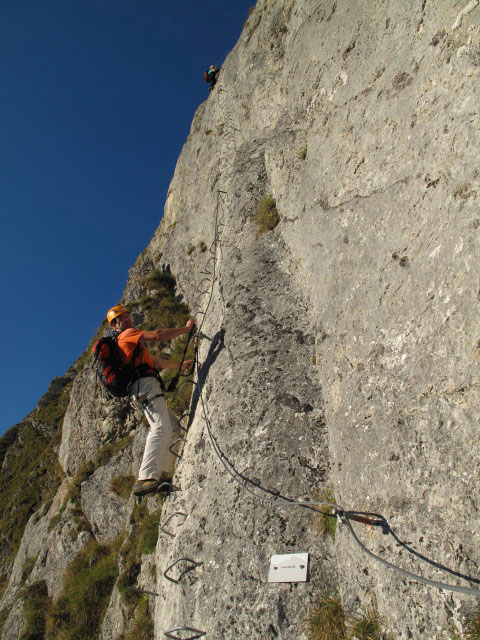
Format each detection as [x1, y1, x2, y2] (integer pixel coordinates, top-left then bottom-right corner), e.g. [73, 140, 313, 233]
[0, 0, 253, 435]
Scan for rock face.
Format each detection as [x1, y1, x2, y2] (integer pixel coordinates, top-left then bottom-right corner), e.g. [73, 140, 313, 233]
[1, 1, 479, 638]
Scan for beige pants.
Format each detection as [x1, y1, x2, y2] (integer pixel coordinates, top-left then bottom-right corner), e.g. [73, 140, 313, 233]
[130, 376, 182, 481]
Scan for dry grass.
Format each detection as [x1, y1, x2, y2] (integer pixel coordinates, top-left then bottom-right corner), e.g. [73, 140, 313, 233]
[307, 592, 346, 640]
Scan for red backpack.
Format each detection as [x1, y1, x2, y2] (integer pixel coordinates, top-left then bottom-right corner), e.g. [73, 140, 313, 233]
[92, 333, 140, 398]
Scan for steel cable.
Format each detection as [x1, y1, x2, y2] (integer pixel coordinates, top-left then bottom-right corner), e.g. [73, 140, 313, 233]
[183, 194, 480, 598]
[174, 79, 480, 597]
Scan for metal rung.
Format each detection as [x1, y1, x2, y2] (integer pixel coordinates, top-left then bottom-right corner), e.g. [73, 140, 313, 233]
[169, 438, 185, 459]
[163, 557, 203, 584]
[193, 295, 209, 307]
[160, 512, 188, 538]
[204, 256, 216, 268]
[198, 277, 212, 289]
[164, 627, 206, 639]
[158, 482, 181, 494]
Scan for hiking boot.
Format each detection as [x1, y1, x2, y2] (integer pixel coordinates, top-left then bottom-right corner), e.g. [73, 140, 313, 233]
[133, 476, 175, 497]
[133, 479, 160, 497]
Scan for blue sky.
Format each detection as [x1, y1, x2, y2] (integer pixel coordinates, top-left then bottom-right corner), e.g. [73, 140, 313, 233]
[0, 0, 253, 435]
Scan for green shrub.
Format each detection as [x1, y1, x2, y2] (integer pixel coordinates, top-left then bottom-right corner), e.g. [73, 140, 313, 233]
[253, 195, 280, 233]
[20, 581, 52, 640]
[46, 540, 120, 640]
[307, 592, 346, 640]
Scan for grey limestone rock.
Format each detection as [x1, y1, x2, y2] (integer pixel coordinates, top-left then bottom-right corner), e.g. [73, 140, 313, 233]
[1, 1, 479, 638]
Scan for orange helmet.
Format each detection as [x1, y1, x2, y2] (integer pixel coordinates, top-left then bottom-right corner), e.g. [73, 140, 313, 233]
[106, 305, 130, 325]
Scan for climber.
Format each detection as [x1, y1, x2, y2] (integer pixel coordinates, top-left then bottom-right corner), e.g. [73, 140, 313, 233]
[106, 305, 195, 497]
[204, 65, 220, 91]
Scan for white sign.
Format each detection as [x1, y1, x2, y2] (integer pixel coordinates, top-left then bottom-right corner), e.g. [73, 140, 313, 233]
[268, 553, 309, 583]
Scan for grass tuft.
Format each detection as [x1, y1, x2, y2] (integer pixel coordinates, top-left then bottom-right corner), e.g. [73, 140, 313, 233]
[314, 486, 337, 541]
[307, 592, 346, 640]
[349, 602, 382, 639]
[253, 195, 280, 233]
[110, 474, 136, 500]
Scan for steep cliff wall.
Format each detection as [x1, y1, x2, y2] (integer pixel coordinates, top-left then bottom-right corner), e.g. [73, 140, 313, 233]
[0, 1, 479, 639]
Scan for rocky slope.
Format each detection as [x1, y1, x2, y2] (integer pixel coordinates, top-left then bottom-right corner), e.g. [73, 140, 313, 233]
[0, 1, 479, 638]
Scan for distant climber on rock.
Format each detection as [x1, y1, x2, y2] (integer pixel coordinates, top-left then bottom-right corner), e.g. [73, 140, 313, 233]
[204, 65, 220, 91]
[106, 305, 195, 497]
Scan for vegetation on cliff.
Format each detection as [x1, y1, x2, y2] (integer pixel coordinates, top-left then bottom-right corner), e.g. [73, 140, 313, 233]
[46, 539, 120, 639]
